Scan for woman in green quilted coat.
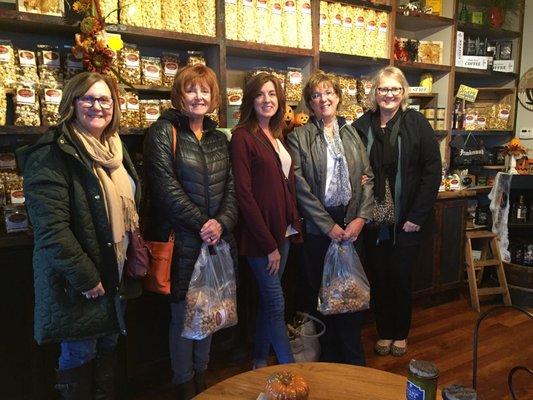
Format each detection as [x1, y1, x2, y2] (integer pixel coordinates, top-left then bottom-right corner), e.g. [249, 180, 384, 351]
[18, 72, 140, 400]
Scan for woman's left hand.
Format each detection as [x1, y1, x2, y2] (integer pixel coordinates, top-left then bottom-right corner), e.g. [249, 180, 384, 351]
[200, 219, 223, 245]
[344, 218, 366, 242]
[402, 221, 420, 232]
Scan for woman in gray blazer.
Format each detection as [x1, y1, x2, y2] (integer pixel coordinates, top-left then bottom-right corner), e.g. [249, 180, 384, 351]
[287, 70, 374, 365]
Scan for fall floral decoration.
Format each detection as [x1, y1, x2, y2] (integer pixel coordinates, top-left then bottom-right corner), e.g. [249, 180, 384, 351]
[503, 138, 527, 157]
[70, 0, 124, 80]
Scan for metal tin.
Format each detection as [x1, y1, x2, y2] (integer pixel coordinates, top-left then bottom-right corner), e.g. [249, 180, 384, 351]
[425, 108, 436, 119]
[436, 119, 446, 130]
[442, 384, 478, 400]
[437, 107, 446, 119]
[406, 359, 438, 400]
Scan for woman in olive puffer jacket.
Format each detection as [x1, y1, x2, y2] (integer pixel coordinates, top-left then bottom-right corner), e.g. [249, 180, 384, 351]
[142, 64, 237, 400]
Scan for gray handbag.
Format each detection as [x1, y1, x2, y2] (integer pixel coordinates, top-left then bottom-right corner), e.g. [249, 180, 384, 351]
[287, 312, 326, 363]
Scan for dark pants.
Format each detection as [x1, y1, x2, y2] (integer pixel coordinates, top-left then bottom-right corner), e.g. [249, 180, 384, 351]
[364, 228, 419, 341]
[299, 206, 366, 366]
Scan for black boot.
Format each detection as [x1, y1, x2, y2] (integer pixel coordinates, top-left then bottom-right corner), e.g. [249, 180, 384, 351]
[93, 351, 116, 400]
[193, 371, 207, 394]
[55, 362, 93, 400]
[176, 379, 196, 400]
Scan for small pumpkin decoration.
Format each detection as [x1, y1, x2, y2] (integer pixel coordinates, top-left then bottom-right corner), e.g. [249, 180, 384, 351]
[265, 371, 309, 400]
[283, 104, 295, 133]
[293, 112, 309, 127]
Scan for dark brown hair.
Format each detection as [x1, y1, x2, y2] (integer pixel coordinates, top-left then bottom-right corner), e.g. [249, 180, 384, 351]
[58, 71, 121, 137]
[303, 70, 343, 113]
[233, 73, 286, 139]
[171, 64, 220, 113]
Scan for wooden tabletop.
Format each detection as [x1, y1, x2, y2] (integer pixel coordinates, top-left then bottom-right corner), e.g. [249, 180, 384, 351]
[195, 362, 412, 400]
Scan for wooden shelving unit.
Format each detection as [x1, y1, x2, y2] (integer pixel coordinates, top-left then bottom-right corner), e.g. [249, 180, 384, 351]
[396, 10, 454, 31]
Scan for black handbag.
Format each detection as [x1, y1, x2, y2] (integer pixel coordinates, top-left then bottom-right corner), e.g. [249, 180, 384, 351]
[450, 133, 492, 167]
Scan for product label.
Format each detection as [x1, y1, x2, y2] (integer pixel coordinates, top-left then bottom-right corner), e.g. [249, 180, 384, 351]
[284, 1, 296, 13]
[16, 88, 36, 104]
[164, 61, 178, 77]
[0, 153, 16, 169]
[272, 2, 282, 15]
[144, 64, 160, 79]
[320, 13, 327, 26]
[257, 0, 267, 10]
[243, 0, 253, 7]
[355, 16, 365, 28]
[145, 107, 160, 121]
[225, 0, 237, 4]
[118, 96, 127, 112]
[379, 22, 388, 33]
[366, 20, 376, 31]
[18, 50, 36, 66]
[0, 45, 12, 62]
[406, 380, 425, 400]
[125, 53, 140, 68]
[347, 84, 357, 97]
[499, 109, 510, 121]
[301, 1, 311, 15]
[126, 96, 139, 111]
[42, 50, 60, 67]
[343, 17, 352, 29]
[214, 308, 227, 327]
[333, 14, 342, 26]
[493, 60, 515, 73]
[456, 84, 479, 103]
[461, 55, 489, 70]
[355, 107, 364, 119]
[476, 116, 486, 128]
[364, 82, 373, 95]
[288, 70, 302, 84]
[44, 88, 62, 104]
[10, 190, 25, 204]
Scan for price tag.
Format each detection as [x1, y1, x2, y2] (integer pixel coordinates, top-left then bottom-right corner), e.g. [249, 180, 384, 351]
[456, 84, 478, 103]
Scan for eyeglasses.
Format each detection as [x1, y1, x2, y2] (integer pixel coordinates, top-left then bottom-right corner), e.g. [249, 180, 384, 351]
[376, 87, 403, 96]
[77, 95, 114, 109]
[310, 90, 336, 101]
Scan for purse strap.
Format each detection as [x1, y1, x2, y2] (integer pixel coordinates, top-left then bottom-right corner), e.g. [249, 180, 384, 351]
[287, 312, 326, 338]
[168, 125, 177, 242]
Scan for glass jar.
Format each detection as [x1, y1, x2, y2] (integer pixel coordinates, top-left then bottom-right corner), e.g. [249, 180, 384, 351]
[406, 359, 438, 400]
[442, 384, 478, 400]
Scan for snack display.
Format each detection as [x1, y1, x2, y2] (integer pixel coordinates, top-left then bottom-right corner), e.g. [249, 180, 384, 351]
[161, 52, 180, 87]
[141, 57, 162, 86]
[17, 50, 39, 85]
[0, 40, 17, 89]
[418, 40, 443, 64]
[37, 45, 63, 88]
[282, 1, 298, 48]
[63, 48, 84, 80]
[186, 51, 206, 66]
[180, 0, 200, 36]
[227, 87, 243, 106]
[161, 0, 181, 31]
[328, 2, 342, 54]
[119, 45, 141, 85]
[122, 92, 141, 128]
[375, 11, 388, 58]
[239, 0, 257, 42]
[319, 2, 329, 51]
[39, 0, 64, 16]
[0, 86, 6, 126]
[285, 67, 303, 102]
[269, 2, 283, 46]
[255, 0, 270, 44]
[40, 87, 62, 126]
[100, 0, 118, 24]
[14, 85, 40, 126]
[198, 0, 216, 37]
[225, 0, 239, 40]
[357, 78, 373, 112]
[297, 0, 312, 49]
[118, 0, 143, 26]
[265, 371, 309, 400]
[142, 0, 162, 29]
[160, 99, 172, 112]
[140, 100, 161, 128]
[17, 0, 40, 13]
[352, 6, 365, 55]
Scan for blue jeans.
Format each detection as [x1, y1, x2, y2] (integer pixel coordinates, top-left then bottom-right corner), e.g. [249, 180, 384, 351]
[169, 300, 212, 384]
[58, 297, 125, 370]
[59, 334, 118, 370]
[247, 240, 294, 365]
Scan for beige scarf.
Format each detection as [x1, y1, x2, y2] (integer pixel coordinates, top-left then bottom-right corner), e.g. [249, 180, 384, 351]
[72, 122, 138, 265]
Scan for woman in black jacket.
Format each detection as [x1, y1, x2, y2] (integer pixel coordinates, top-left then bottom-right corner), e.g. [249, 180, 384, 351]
[143, 64, 237, 400]
[353, 66, 441, 357]
[20, 72, 140, 399]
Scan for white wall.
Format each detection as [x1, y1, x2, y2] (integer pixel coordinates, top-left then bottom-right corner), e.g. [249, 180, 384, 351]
[516, 0, 533, 132]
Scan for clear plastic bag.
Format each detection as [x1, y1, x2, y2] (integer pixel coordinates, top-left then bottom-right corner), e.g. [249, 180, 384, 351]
[182, 240, 237, 340]
[318, 241, 370, 315]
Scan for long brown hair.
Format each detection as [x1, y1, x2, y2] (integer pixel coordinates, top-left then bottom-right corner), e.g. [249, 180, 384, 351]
[234, 73, 286, 139]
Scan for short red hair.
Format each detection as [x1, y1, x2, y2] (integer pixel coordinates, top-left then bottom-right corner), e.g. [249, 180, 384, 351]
[171, 64, 220, 113]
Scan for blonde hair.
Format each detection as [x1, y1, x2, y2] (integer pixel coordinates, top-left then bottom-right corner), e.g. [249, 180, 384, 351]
[369, 66, 410, 112]
[58, 72, 121, 137]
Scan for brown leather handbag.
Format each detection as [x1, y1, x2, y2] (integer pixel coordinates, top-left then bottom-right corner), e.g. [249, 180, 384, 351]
[124, 229, 151, 279]
[142, 125, 177, 295]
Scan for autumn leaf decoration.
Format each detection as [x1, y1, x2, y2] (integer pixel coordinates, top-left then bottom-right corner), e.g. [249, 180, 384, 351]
[503, 138, 527, 157]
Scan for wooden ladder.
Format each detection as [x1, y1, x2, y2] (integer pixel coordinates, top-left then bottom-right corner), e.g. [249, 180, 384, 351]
[464, 230, 512, 312]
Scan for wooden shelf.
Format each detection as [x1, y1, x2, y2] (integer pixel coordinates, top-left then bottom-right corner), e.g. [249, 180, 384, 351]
[457, 22, 521, 40]
[454, 67, 517, 79]
[396, 10, 454, 31]
[435, 130, 448, 139]
[0, 9, 76, 35]
[226, 40, 313, 60]
[508, 222, 533, 228]
[394, 60, 451, 73]
[410, 92, 438, 98]
[0, 126, 146, 136]
[340, 0, 392, 12]
[451, 130, 513, 136]
[0, 231, 33, 249]
[319, 52, 389, 69]
[120, 85, 171, 94]
[482, 165, 506, 170]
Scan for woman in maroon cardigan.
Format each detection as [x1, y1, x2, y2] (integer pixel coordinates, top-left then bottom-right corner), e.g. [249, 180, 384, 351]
[230, 73, 301, 368]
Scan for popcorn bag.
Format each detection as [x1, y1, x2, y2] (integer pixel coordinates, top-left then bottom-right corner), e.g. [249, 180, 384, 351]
[318, 241, 370, 315]
[182, 240, 238, 340]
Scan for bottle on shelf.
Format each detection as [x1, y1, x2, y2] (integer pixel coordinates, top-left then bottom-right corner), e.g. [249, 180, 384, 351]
[515, 195, 528, 223]
[452, 98, 463, 130]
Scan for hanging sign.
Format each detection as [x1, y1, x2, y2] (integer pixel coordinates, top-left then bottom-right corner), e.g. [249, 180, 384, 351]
[456, 84, 478, 103]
